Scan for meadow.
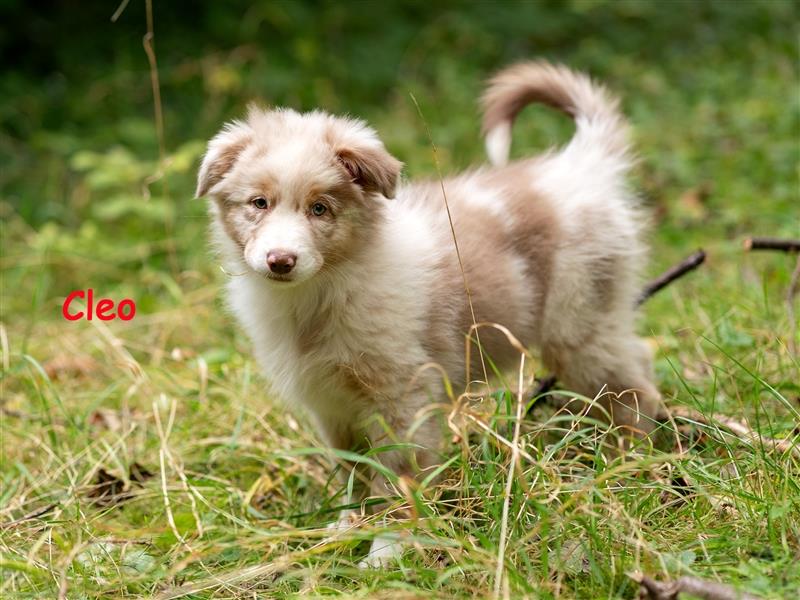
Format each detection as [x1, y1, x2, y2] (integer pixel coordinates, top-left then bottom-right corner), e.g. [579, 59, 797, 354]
[1, 1, 798, 597]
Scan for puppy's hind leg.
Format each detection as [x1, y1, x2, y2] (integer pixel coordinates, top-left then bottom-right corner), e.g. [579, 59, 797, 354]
[544, 331, 663, 437]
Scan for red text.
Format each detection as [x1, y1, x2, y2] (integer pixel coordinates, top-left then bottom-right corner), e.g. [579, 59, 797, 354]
[62, 289, 136, 321]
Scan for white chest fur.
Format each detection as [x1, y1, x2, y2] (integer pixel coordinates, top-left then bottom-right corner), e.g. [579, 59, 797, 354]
[223, 201, 444, 421]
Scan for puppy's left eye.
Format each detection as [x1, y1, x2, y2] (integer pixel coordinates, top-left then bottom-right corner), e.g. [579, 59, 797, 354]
[310, 202, 328, 217]
[252, 196, 270, 210]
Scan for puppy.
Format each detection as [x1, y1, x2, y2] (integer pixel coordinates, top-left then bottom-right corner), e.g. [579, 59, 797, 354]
[197, 61, 663, 565]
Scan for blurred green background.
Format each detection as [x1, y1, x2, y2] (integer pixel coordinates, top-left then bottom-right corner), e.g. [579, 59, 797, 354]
[1, 1, 797, 327]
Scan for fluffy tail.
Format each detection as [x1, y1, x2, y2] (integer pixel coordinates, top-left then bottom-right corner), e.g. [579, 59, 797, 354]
[481, 61, 629, 167]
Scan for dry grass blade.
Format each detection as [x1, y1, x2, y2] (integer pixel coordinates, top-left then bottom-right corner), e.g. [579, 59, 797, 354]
[0, 503, 58, 529]
[143, 0, 165, 164]
[152, 397, 193, 552]
[110, 0, 130, 22]
[1, 321, 11, 372]
[142, 0, 179, 275]
[156, 546, 328, 599]
[493, 354, 526, 599]
[409, 92, 489, 388]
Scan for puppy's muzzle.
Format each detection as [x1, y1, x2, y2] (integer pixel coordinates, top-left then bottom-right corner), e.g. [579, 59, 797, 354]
[267, 250, 297, 275]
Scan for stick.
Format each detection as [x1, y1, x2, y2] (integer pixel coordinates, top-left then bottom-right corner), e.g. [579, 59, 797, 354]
[634, 573, 761, 600]
[670, 405, 800, 460]
[636, 249, 706, 307]
[527, 249, 707, 412]
[743, 237, 800, 253]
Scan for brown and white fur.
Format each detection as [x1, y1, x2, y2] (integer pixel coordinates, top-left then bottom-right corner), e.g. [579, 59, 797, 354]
[197, 61, 663, 566]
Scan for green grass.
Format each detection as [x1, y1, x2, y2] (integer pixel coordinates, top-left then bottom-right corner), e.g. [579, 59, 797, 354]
[1, 1, 799, 597]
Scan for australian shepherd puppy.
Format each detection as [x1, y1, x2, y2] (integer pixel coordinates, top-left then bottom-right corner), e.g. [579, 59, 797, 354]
[197, 61, 664, 565]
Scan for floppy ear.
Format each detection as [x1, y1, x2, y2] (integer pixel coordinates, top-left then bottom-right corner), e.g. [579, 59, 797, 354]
[336, 146, 403, 199]
[330, 120, 403, 199]
[195, 121, 253, 198]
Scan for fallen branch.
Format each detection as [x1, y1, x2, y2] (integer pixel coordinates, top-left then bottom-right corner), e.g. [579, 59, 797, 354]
[636, 249, 706, 307]
[527, 249, 707, 411]
[670, 405, 800, 460]
[743, 237, 800, 253]
[633, 573, 761, 600]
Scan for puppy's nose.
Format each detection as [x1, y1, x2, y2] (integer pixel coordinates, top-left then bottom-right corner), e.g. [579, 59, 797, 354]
[267, 250, 297, 275]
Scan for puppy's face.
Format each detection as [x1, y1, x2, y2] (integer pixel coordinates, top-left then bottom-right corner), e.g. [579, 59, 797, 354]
[197, 108, 402, 285]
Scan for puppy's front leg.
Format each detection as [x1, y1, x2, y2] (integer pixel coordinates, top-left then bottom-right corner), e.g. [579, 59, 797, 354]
[358, 400, 443, 568]
[325, 488, 358, 533]
[360, 529, 404, 569]
[315, 453, 404, 567]
[313, 415, 368, 534]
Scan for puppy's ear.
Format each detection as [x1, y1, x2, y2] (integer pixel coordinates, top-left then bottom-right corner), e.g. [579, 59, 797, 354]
[195, 121, 252, 198]
[336, 146, 403, 199]
[330, 120, 402, 199]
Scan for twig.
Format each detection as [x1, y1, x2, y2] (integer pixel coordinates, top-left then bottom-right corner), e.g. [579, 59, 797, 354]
[636, 249, 706, 307]
[633, 573, 761, 600]
[743, 237, 800, 253]
[670, 405, 800, 460]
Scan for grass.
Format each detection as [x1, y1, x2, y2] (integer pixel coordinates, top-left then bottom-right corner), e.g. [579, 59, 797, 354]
[1, 1, 799, 597]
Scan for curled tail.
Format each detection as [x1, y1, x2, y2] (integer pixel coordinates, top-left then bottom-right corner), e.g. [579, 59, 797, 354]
[481, 61, 630, 167]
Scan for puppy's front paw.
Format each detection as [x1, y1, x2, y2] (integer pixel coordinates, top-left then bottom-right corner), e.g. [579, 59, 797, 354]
[327, 509, 357, 533]
[358, 534, 403, 569]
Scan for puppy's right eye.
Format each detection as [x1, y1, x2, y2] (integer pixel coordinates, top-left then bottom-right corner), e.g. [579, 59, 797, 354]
[251, 196, 270, 209]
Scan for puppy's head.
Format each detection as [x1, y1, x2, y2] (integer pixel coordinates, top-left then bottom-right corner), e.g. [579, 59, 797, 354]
[197, 107, 402, 285]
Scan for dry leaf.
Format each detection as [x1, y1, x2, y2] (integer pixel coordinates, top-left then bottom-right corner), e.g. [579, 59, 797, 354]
[88, 468, 130, 506]
[88, 463, 153, 507]
[676, 183, 712, 222]
[129, 462, 154, 483]
[88, 408, 123, 432]
[44, 353, 97, 379]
